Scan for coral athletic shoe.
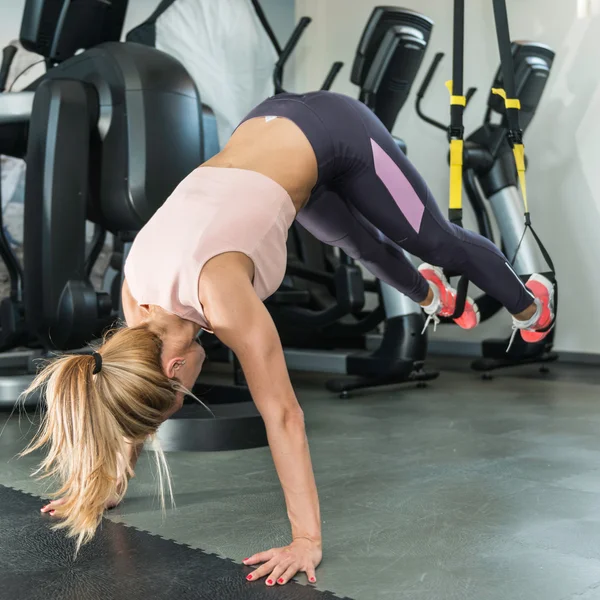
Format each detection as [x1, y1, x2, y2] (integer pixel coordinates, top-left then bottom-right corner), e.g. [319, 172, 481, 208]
[512, 274, 555, 344]
[418, 263, 480, 330]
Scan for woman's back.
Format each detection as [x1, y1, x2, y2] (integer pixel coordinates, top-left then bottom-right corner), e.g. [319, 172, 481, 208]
[204, 111, 318, 211]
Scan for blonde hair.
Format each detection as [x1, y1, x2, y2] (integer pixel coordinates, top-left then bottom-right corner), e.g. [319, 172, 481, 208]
[21, 324, 180, 553]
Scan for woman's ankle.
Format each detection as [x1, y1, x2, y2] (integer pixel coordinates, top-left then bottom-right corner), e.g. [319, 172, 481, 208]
[420, 283, 441, 315]
[419, 287, 435, 307]
[513, 299, 542, 327]
[513, 303, 537, 322]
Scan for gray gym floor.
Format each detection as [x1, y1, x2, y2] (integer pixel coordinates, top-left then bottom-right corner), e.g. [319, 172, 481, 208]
[2, 358, 600, 600]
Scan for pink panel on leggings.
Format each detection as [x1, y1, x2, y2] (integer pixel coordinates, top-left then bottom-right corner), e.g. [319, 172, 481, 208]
[370, 139, 424, 233]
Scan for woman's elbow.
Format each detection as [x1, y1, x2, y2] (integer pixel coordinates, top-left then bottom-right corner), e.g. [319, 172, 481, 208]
[265, 405, 305, 431]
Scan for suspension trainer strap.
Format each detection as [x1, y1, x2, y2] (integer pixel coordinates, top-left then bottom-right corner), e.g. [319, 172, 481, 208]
[452, 273, 470, 321]
[447, 0, 470, 320]
[446, 80, 466, 223]
[529, 224, 555, 273]
[491, 0, 520, 133]
[491, 0, 529, 213]
[510, 215, 556, 275]
[491, 0, 555, 282]
[492, 88, 529, 213]
[447, 0, 466, 228]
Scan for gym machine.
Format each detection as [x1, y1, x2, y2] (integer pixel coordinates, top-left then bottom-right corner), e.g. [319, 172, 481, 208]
[0, 0, 269, 451]
[0, 0, 131, 404]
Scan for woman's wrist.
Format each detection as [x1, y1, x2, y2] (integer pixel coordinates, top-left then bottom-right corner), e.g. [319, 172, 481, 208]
[292, 534, 322, 547]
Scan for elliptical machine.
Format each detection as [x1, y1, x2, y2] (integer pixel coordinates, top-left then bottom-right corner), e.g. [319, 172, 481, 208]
[415, 0, 558, 377]
[0, 0, 132, 403]
[0, 0, 270, 452]
[0, 0, 197, 367]
[266, 7, 440, 396]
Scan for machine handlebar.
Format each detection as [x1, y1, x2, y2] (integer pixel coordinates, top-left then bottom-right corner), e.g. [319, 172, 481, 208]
[416, 52, 444, 100]
[0, 45, 18, 92]
[321, 61, 344, 91]
[274, 17, 312, 93]
[274, 17, 344, 95]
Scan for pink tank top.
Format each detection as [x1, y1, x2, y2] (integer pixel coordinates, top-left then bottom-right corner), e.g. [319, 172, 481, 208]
[124, 167, 296, 331]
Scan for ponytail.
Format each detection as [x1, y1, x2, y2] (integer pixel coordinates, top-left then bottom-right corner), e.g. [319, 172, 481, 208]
[21, 325, 178, 552]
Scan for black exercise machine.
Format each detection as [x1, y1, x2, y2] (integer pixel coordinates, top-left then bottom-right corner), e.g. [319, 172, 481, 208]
[0, 0, 269, 451]
[353, 6, 433, 138]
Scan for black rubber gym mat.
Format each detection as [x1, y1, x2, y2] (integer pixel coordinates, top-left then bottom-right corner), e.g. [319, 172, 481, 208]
[0, 485, 351, 600]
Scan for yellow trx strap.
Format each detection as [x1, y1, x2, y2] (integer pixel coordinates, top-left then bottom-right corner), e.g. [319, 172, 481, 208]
[492, 88, 529, 212]
[491, 87, 521, 109]
[446, 81, 466, 210]
[511, 143, 528, 213]
[445, 80, 467, 107]
[448, 139, 464, 210]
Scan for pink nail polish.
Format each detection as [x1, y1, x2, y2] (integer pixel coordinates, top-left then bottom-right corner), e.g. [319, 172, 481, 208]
[242, 558, 249, 562]
[246, 574, 253, 581]
[278, 578, 284, 584]
[310, 577, 316, 583]
[267, 579, 273, 585]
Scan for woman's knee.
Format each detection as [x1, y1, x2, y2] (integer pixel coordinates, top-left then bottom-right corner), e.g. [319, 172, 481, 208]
[335, 235, 363, 260]
[408, 236, 460, 270]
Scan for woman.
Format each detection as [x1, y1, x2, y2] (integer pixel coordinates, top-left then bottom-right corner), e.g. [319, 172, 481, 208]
[30, 91, 553, 585]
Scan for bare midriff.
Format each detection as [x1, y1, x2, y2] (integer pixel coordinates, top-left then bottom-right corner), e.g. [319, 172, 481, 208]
[202, 117, 318, 214]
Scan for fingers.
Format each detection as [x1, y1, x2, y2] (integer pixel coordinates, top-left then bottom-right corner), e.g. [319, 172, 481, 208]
[41, 498, 67, 514]
[246, 558, 277, 582]
[277, 563, 300, 586]
[243, 549, 277, 566]
[265, 561, 292, 587]
[243, 547, 320, 586]
[306, 564, 317, 585]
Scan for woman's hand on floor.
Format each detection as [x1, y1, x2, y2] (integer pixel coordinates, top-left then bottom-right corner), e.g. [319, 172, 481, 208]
[243, 537, 322, 586]
[41, 486, 123, 515]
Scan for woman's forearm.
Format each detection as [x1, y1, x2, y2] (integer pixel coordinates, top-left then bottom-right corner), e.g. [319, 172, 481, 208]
[265, 412, 322, 543]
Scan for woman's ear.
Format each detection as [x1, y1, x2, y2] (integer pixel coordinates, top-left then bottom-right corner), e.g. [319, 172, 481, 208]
[163, 357, 186, 379]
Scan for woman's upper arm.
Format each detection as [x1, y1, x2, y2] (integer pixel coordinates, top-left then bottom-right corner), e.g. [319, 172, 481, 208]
[121, 278, 142, 327]
[201, 266, 300, 418]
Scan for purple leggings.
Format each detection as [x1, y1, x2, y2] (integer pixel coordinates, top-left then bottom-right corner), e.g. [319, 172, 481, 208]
[242, 91, 533, 314]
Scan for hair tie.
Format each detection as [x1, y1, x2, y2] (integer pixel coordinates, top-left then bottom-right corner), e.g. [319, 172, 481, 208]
[92, 352, 103, 375]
